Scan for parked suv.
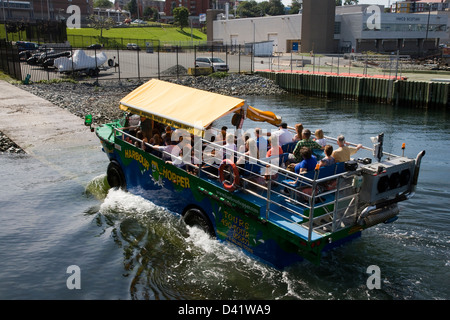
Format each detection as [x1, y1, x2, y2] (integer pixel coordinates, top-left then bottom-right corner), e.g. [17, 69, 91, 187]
[127, 43, 140, 50]
[195, 57, 229, 72]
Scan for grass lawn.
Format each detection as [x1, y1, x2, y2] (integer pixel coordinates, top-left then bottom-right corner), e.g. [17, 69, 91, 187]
[67, 25, 207, 47]
[0, 71, 19, 83]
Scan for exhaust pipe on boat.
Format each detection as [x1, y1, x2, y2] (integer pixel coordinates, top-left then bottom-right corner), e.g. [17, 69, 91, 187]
[358, 204, 400, 227]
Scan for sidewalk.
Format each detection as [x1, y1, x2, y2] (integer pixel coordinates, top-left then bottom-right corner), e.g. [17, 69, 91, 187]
[0, 80, 98, 154]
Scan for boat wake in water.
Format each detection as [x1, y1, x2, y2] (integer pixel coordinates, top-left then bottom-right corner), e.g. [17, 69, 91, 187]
[84, 173, 444, 300]
[84, 182, 322, 299]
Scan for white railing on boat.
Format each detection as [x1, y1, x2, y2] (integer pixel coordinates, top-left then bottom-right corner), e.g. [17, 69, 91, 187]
[112, 126, 368, 242]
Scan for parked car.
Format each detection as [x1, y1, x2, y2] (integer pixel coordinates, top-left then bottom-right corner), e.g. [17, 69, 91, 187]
[131, 19, 147, 25]
[87, 44, 102, 50]
[127, 43, 140, 50]
[195, 57, 229, 72]
[16, 41, 39, 52]
[16, 41, 40, 61]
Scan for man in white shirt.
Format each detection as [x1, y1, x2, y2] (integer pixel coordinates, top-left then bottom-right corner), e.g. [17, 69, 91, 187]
[272, 122, 294, 146]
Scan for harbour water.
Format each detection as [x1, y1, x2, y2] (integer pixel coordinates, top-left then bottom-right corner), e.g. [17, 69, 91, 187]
[0, 93, 448, 300]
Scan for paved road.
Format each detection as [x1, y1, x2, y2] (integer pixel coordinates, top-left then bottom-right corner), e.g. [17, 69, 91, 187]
[0, 80, 98, 154]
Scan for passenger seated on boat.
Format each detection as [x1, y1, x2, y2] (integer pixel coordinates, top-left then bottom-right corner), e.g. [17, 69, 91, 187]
[127, 114, 141, 128]
[165, 147, 188, 170]
[272, 122, 294, 146]
[294, 147, 317, 174]
[223, 133, 237, 161]
[292, 129, 324, 162]
[319, 145, 335, 168]
[314, 129, 327, 147]
[255, 128, 268, 151]
[266, 136, 283, 158]
[124, 128, 137, 144]
[293, 123, 304, 142]
[134, 130, 144, 148]
[237, 138, 260, 178]
[186, 147, 201, 175]
[161, 125, 173, 141]
[136, 130, 153, 153]
[331, 135, 362, 163]
[149, 133, 163, 146]
[237, 138, 259, 165]
[214, 126, 228, 145]
[283, 147, 318, 190]
[150, 133, 179, 161]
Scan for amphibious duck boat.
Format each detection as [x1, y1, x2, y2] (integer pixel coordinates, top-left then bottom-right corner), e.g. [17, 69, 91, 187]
[89, 79, 425, 268]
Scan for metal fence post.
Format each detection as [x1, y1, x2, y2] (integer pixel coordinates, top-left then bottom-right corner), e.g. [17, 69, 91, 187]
[225, 43, 228, 70]
[94, 47, 99, 84]
[157, 44, 160, 80]
[313, 54, 315, 74]
[290, 51, 293, 73]
[137, 46, 140, 81]
[194, 44, 197, 74]
[176, 45, 179, 79]
[46, 46, 50, 81]
[117, 46, 121, 82]
[337, 55, 340, 75]
[12, 42, 22, 80]
[238, 44, 241, 73]
[71, 46, 75, 79]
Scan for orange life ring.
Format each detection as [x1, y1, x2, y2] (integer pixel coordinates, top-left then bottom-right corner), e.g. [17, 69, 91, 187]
[219, 159, 240, 192]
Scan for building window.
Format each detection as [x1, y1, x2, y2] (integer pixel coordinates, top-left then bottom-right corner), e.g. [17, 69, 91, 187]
[334, 21, 341, 34]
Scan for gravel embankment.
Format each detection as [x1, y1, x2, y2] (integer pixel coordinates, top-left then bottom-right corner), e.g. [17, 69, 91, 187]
[1, 74, 286, 153]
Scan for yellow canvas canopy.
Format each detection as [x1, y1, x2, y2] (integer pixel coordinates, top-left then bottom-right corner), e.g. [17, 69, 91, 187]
[246, 106, 282, 127]
[119, 79, 246, 136]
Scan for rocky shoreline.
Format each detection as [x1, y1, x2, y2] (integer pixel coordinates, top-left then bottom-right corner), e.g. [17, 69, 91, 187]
[1, 74, 286, 153]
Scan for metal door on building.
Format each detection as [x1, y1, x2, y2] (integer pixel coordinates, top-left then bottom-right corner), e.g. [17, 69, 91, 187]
[268, 34, 278, 52]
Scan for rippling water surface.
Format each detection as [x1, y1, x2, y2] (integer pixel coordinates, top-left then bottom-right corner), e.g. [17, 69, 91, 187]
[0, 94, 448, 300]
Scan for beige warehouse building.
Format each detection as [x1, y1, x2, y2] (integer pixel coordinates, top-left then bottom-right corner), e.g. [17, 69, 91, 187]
[210, 1, 448, 55]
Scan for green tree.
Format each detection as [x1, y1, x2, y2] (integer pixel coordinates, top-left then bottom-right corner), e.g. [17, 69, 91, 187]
[267, 0, 285, 16]
[126, 0, 138, 17]
[237, 1, 260, 17]
[87, 15, 115, 38]
[93, 0, 113, 8]
[173, 6, 189, 30]
[143, 7, 154, 20]
[257, 1, 270, 16]
[289, 0, 302, 14]
[143, 7, 160, 21]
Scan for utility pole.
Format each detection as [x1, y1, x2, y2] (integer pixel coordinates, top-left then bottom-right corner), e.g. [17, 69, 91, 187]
[2, 0, 8, 41]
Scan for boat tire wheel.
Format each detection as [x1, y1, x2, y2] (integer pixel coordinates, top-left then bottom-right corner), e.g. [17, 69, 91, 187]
[183, 208, 215, 238]
[107, 161, 126, 190]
